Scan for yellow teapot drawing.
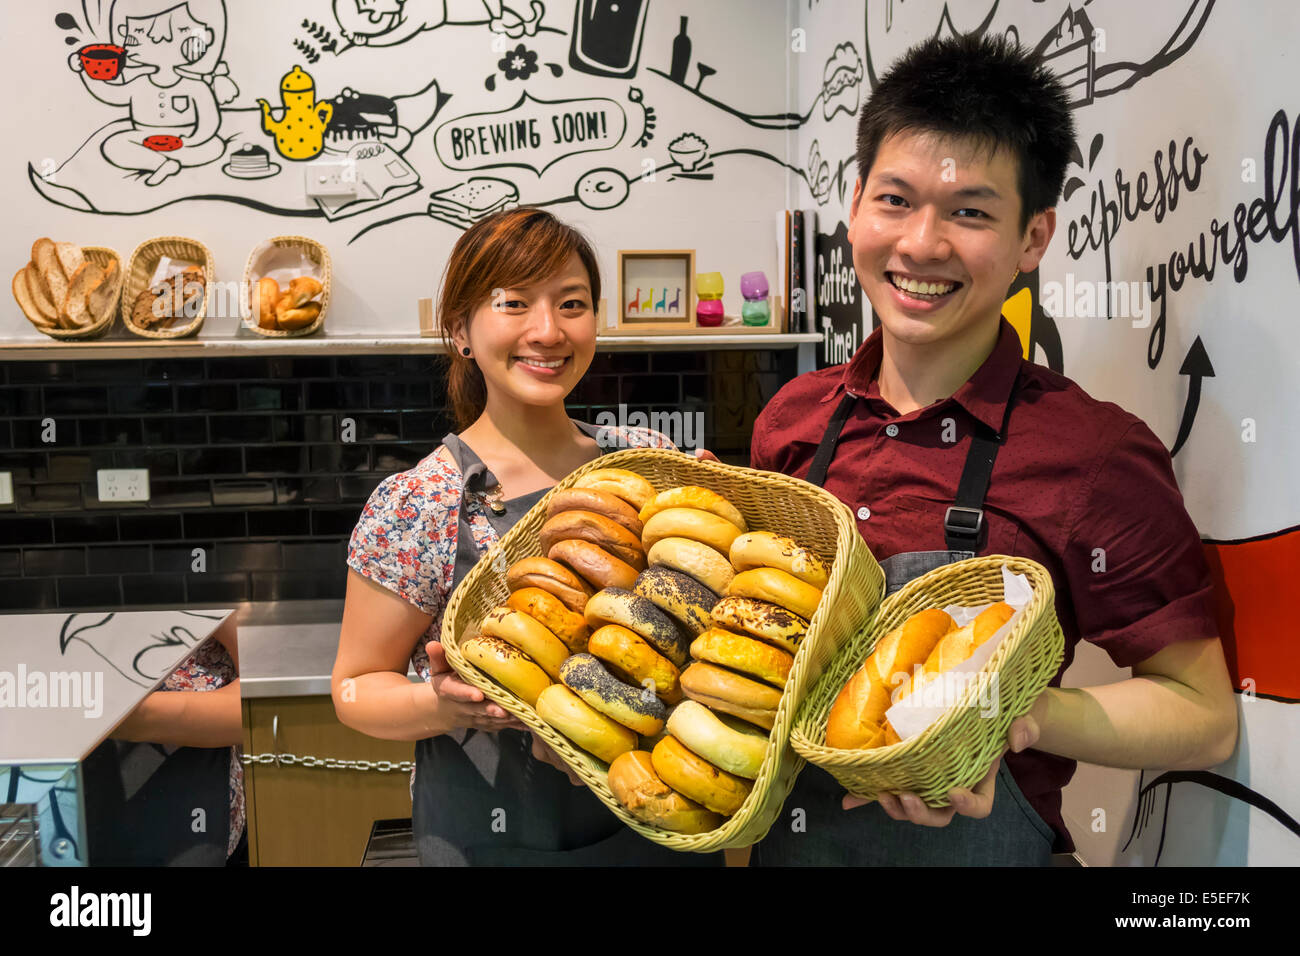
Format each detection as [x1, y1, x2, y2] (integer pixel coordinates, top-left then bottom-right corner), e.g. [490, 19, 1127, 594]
[257, 65, 333, 161]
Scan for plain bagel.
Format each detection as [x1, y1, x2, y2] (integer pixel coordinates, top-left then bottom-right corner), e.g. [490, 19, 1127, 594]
[666, 700, 768, 779]
[506, 556, 594, 614]
[505, 586, 589, 654]
[539, 509, 646, 570]
[638, 485, 748, 533]
[546, 487, 644, 538]
[726, 567, 823, 621]
[689, 627, 794, 689]
[548, 538, 639, 592]
[651, 734, 753, 817]
[572, 468, 656, 511]
[607, 750, 723, 834]
[587, 623, 682, 704]
[642, 507, 744, 555]
[679, 661, 782, 730]
[535, 684, 637, 764]
[646, 536, 734, 594]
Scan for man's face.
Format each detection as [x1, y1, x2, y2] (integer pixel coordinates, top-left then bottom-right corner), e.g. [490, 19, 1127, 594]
[848, 130, 1052, 351]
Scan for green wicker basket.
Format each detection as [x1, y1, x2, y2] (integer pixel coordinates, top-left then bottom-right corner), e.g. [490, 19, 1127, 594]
[442, 447, 884, 852]
[790, 555, 1064, 805]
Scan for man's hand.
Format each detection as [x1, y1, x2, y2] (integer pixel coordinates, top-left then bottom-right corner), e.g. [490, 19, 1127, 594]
[841, 703, 1045, 823]
[530, 732, 584, 785]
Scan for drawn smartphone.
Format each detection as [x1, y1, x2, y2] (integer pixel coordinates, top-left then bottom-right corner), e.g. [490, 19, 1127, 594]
[569, 0, 649, 78]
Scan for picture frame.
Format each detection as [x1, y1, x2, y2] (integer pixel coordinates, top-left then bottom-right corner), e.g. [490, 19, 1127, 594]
[610, 249, 695, 333]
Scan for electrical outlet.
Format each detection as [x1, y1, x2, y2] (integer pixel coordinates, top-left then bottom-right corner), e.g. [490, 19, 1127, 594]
[304, 160, 360, 198]
[97, 469, 150, 503]
[0, 472, 12, 506]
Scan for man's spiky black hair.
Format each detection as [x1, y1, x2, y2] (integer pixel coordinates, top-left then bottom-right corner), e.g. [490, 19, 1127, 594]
[855, 32, 1077, 234]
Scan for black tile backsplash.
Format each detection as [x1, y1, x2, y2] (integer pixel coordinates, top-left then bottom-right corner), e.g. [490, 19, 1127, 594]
[0, 349, 795, 611]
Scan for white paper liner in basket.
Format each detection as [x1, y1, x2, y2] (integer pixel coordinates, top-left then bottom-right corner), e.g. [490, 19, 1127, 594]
[885, 565, 1034, 740]
[240, 240, 324, 329]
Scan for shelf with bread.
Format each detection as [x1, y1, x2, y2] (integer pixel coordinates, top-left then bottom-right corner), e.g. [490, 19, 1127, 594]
[441, 449, 885, 851]
[789, 555, 1065, 805]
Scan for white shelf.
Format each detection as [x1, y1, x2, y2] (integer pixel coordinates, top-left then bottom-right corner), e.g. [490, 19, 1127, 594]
[0, 327, 821, 360]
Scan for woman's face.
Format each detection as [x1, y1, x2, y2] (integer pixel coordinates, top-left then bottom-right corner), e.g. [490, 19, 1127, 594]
[457, 252, 598, 412]
[119, 6, 213, 69]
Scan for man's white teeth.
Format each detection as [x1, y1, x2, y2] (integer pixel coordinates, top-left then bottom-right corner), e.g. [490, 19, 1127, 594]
[519, 357, 565, 369]
[890, 273, 957, 296]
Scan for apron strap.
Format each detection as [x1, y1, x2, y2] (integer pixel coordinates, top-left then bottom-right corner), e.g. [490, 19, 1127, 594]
[805, 390, 859, 488]
[944, 371, 1019, 552]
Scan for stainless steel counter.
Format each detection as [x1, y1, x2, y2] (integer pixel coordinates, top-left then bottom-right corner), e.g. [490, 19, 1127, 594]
[228, 599, 421, 698]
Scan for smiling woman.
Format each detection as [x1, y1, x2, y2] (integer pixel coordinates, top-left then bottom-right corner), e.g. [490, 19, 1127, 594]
[332, 207, 720, 866]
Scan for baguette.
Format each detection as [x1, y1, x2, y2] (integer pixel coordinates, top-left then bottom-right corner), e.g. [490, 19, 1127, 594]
[823, 608, 955, 750]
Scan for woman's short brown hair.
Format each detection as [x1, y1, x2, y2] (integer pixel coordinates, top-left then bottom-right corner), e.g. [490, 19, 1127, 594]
[437, 206, 601, 430]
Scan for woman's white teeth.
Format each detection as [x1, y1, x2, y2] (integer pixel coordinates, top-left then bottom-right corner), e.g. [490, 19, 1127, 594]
[518, 357, 565, 369]
[890, 273, 957, 296]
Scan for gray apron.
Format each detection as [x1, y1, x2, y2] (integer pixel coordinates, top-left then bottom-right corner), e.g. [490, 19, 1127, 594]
[82, 738, 230, 866]
[411, 420, 723, 867]
[751, 382, 1057, 866]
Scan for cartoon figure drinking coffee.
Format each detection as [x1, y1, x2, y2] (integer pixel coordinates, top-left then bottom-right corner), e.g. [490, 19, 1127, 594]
[68, 0, 239, 186]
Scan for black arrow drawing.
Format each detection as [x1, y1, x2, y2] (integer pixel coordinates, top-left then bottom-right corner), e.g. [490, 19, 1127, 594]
[1170, 336, 1214, 457]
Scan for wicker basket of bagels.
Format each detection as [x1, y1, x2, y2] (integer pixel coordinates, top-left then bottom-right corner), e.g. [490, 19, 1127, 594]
[790, 555, 1065, 805]
[441, 448, 884, 851]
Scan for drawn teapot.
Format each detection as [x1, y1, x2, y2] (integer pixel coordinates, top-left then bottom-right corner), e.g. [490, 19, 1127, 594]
[257, 65, 333, 161]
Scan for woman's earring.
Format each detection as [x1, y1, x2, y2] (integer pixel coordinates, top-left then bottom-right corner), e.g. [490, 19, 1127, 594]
[461, 346, 471, 357]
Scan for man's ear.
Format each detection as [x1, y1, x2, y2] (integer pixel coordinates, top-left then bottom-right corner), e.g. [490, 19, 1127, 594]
[847, 177, 864, 234]
[1017, 207, 1056, 275]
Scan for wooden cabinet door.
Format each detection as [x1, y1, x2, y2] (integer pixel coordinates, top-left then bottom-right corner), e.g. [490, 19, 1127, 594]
[243, 696, 415, 866]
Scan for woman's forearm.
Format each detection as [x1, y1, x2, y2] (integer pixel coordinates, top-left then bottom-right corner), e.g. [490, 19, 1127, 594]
[112, 681, 242, 748]
[332, 671, 444, 742]
[1034, 676, 1236, 771]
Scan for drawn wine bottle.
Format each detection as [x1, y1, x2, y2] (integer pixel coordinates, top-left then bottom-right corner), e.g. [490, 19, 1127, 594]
[670, 16, 692, 84]
[569, 0, 650, 79]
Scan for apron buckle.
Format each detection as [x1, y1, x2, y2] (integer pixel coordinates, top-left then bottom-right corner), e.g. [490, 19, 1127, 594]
[944, 505, 984, 539]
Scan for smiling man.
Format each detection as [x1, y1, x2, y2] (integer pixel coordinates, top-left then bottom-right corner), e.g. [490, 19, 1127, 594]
[749, 34, 1237, 865]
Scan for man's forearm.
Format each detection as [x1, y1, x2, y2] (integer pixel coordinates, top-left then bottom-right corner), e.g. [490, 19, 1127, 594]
[1033, 677, 1236, 770]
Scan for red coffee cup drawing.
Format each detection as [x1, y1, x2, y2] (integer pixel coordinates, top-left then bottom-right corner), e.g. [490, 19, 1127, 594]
[78, 44, 126, 81]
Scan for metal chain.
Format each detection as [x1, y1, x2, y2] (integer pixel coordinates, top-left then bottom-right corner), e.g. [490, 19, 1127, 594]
[240, 752, 414, 773]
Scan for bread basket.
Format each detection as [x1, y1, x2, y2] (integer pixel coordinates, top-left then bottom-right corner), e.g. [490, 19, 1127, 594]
[35, 246, 122, 340]
[441, 447, 884, 852]
[790, 554, 1064, 804]
[241, 235, 331, 337]
[121, 236, 214, 338]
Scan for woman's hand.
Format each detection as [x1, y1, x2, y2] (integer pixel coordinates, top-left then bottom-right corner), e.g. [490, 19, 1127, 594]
[425, 640, 528, 735]
[693, 448, 720, 463]
[529, 732, 584, 785]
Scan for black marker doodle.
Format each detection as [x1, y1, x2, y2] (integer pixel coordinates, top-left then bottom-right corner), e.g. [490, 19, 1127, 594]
[1170, 337, 1214, 458]
[332, 0, 554, 53]
[629, 87, 655, 147]
[568, 0, 647, 79]
[1123, 768, 1300, 865]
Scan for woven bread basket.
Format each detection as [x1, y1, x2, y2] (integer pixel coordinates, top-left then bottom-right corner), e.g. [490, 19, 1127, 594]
[790, 554, 1064, 804]
[241, 235, 331, 337]
[36, 246, 122, 340]
[442, 447, 884, 851]
[120, 236, 213, 338]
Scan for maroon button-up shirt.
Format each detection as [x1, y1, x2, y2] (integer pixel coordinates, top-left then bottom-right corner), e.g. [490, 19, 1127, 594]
[751, 317, 1219, 853]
